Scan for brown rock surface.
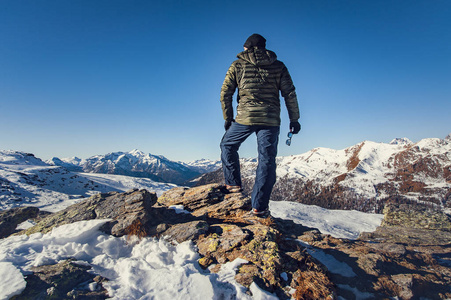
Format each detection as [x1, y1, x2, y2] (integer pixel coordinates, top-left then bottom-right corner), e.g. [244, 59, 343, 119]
[158, 184, 335, 298]
[294, 203, 451, 299]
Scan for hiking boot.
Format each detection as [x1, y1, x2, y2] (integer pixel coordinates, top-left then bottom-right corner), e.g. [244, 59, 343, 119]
[225, 185, 243, 193]
[252, 208, 271, 218]
[243, 208, 274, 226]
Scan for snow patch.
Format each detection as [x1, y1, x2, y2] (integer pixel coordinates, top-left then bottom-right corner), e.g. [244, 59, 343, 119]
[270, 201, 383, 239]
[169, 204, 191, 214]
[298, 241, 356, 278]
[0, 262, 27, 300]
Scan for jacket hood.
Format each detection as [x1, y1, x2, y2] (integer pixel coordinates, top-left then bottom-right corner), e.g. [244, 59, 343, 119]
[237, 48, 277, 66]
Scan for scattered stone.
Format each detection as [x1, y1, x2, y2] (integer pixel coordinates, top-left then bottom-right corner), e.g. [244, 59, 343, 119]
[10, 259, 108, 299]
[198, 256, 214, 269]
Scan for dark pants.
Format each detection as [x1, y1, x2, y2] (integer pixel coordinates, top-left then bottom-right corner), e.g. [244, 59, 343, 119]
[220, 122, 280, 211]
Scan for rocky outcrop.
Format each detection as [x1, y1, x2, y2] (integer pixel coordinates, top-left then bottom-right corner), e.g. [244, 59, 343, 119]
[14, 184, 335, 299]
[381, 203, 451, 231]
[20, 189, 152, 236]
[299, 231, 451, 300]
[157, 184, 335, 299]
[360, 203, 451, 245]
[8, 184, 451, 299]
[299, 203, 451, 300]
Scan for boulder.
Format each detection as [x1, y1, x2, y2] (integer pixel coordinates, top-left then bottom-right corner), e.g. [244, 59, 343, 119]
[0, 206, 39, 238]
[157, 183, 227, 210]
[20, 189, 159, 237]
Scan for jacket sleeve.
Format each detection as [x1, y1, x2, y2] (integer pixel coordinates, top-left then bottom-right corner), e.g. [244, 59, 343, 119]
[280, 65, 300, 122]
[220, 62, 238, 122]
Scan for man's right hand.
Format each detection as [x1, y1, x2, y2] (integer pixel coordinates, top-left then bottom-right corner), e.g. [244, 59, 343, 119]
[224, 120, 233, 131]
[290, 121, 301, 134]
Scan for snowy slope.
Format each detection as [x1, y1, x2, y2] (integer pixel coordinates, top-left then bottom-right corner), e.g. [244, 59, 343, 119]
[181, 158, 222, 173]
[0, 151, 176, 212]
[272, 140, 409, 197]
[47, 156, 83, 171]
[274, 139, 441, 195]
[211, 134, 451, 211]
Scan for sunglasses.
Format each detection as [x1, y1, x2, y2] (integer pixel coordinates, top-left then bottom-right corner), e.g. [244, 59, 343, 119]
[286, 132, 293, 146]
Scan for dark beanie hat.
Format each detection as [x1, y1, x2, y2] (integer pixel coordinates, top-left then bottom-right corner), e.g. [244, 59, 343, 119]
[243, 34, 266, 49]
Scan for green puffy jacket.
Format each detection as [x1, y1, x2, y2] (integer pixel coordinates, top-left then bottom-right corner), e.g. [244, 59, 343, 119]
[220, 47, 300, 126]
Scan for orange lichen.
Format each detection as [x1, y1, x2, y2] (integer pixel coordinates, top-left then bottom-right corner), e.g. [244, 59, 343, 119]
[293, 271, 335, 300]
[126, 219, 147, 240]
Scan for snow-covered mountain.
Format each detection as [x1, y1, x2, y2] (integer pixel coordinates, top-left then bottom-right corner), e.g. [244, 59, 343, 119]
[3, 134, 450, 212]
[48, 150, 220, 185]
[198, 134, 451, 212]
[47, 156, 83, 172]
[181, 159, 222, 173]
[0, 150, 176, 212]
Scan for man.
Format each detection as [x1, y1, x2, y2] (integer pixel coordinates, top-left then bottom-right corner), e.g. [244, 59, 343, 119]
[220, 33, 301, 218]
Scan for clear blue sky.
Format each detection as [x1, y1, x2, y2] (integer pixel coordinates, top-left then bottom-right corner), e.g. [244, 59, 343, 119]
[1, 0, 450, 162]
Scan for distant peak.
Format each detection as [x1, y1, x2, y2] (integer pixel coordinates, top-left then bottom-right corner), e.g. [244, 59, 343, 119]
[129, 149, 146, 156]
[446, 133, 451, 141]
[389, 138, 413, 146]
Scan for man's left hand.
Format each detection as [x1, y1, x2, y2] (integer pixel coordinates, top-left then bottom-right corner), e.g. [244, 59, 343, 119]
[290, 121, 301, 134]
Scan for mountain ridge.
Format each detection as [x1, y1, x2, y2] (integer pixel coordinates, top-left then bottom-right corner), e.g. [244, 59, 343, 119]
[47, 149, 221, 185]
[3, 134, 450, 212]
[196, 134, 451, 212]
[0, 150, 176, 212]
